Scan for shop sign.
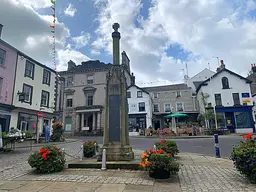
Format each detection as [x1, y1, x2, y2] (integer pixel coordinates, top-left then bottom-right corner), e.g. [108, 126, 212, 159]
[242, 99, 251, 103]
[242, 93, 250, 98]
[37, 111, 43, 118]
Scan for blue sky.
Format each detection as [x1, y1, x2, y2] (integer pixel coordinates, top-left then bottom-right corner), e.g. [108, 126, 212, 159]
[2, 0, 256, 86]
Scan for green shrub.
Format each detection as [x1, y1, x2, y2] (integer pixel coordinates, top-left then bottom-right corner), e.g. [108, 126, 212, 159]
[28, 145, 65, 173]
[83, 140, 99, 158]
[25, 131, 33, 138]
[231, 133, 256, 183]
[140, 149, 179, 179]
[155, 140, 179, 155]
[51, 122, 64, 142]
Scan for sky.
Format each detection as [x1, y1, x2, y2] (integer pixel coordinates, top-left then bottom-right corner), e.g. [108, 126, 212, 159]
[1, 0, 256, 86]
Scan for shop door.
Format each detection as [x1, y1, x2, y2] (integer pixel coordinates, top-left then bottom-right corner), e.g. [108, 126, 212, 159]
[225, 112, 236, 133]
[154, 120, 160, 130]
[0, 118, 6, 132]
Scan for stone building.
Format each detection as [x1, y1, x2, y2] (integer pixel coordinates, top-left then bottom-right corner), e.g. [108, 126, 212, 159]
[143, 84, 199, 129]
[59, 52, 132, 136]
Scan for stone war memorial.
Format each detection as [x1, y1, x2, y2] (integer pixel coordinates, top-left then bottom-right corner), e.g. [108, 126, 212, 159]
[97, 23, 134, 161]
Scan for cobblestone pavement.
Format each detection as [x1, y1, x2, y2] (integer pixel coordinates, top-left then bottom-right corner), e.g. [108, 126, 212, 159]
[1, 142, 256, 191]
[0, 140, 81, 180]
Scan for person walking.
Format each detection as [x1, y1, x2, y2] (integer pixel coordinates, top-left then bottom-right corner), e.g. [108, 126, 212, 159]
[45, 124, 51, 143]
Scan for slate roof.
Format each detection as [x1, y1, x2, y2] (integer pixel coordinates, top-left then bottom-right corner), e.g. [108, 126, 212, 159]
[127, 84, 149, 94]
[193, 81, 204, 90]
[196, 68, 252, 92]
[247, 73, 256, 95]
[143, 83, 189, 92]
[59, 60, 112, 75]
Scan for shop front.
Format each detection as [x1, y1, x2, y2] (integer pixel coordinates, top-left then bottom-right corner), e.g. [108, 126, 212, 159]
[128, 113, 147, 132]
[0, 104, 14, 133]
[216, 106, 254, 133]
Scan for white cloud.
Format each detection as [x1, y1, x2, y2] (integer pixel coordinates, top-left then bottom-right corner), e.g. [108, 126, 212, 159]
[64, 3, 77, 17]
[92, 0, 256, 85]
[10, 0, 52, 8]
[1, 0, 89, 71]
[72, 31, 91, 49]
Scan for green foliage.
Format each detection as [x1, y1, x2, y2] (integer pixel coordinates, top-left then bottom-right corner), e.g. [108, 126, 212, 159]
[25, 131, 33, 138]
[83, 140, 99, 158]
[155, 140, 179, 155]
[51, 122, 64, 142]
[2, 132, 10, 147]
[231, 135, 256, 183]
[148, 153, 180, 179]
[28, 145, 65, 173]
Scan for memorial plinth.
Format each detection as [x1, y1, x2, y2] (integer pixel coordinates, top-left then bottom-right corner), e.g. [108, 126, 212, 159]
[97, 23, 134, 161]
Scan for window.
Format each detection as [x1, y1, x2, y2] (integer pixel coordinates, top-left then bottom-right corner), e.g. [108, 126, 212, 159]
[66, 99, 73, 107]
[0, 77, 3, 96]
[138, 102, 145, 111]
[153, 92, 158, 98]
[137, 91, 142, 98]
[24, 60, 34, 79]
[153, 104, 159, 112]
[0, 48, 6, 66]
[22, 84, 33, 104]
[164, 104, 171, 112]
[176, 91, 181, 98]
[232, 93, 240, 106]
[235, 112, 251, 128]
[215, 94, 222, 106]
[18, 113, 37, 133]
[41, 91, 49, 107]
[127, 91, 131, 98]
[67, 77, 73, 87]
[42, 69, 51, 85]
[177, 103, 183, 111]
[87, 93, 93, 106]
[87, 75, 94, 84]
[222, 77, 229, 89]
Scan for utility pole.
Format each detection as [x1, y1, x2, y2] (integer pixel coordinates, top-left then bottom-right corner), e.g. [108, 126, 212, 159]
[185, 63, 188, 76]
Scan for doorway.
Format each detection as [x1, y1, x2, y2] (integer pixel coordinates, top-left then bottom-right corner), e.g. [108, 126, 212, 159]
[225, 112, 236, 133]
[88, 115, 93, 132]
[154, 120, 160, 130]
[0, 118, 6, 132]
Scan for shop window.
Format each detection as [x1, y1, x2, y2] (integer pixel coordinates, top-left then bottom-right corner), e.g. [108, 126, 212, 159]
[235, 112, 251, 128]
[222, 77, 229, 89]
[18, 113, 37, 133]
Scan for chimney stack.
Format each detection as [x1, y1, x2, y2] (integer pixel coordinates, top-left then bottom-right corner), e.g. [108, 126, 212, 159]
[112, 23, 121, 65]
[252, 63, 256, 73]
[67, 60, 76, 71]
[0, 24, 3, 39]
[220, 60, 225, 68]
[131, 72, 135, 85]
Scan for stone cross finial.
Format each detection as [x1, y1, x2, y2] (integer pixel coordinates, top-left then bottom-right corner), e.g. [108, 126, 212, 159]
[112, 23, 120, 32]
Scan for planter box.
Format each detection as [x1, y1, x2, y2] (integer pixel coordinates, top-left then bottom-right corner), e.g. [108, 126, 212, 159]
[149, 169, 170, 179]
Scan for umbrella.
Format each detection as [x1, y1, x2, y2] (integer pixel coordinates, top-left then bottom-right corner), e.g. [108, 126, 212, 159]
[165, 113, 188, 119]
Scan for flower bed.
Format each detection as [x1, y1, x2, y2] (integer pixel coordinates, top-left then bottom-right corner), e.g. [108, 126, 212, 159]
[28, 145, 65, 173]
[83, 140, 99, 158]
[140, 148, 179, 179]
[231, 133, 256, 183]
[155, 140, 179, 156]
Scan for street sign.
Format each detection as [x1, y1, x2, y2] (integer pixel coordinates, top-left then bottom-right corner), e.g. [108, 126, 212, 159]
[37, 111, 43, 119]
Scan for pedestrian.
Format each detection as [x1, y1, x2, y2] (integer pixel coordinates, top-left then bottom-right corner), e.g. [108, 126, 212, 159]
[45, 123, 51, 143]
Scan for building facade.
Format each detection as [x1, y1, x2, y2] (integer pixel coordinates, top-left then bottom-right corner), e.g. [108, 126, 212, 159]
[196, 61, 254, 133]
[127, 81, 153, 132]
[0, 28, 17, 132]
[144, 84, 199, 129]
[10, 53, 57, 135]
[59, 58, 132, 136]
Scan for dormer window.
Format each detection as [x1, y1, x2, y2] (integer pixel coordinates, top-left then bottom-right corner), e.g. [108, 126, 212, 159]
[222, 77, 229, 89]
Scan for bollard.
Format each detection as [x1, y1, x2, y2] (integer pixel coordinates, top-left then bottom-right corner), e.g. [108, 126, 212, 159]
[62, 148, 65, 158]
[0, 125, 2, 151]
[101, 149, 106, 170]
[214, 134, 221, 158]
[94, 142, 97, 155]
[153, 144, 156, 151]
[80, 144, 84, 161]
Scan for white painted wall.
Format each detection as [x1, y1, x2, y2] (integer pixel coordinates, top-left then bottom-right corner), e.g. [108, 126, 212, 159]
[10, 55, 56, 133]
[186, 68, 215, 90]
[127, 86, 152, 128]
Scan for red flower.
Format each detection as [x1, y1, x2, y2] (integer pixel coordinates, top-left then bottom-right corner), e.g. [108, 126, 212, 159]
[168, 153, 172, 157]
[153, 150, 157, 154]
[160, 140, 166, 143]
[148, 148, 153, 153]
[55, 147, 60, 151]
[245, 133, 253, 140]
[158, 149, 165, 154]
